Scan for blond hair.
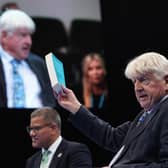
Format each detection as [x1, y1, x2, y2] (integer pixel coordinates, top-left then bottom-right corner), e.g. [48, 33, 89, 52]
[81, 52, 107, 107]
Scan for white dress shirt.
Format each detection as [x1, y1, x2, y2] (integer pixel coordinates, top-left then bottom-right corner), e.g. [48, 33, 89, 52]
[0, 46, 43, 108]
[41, 136, 62, 168]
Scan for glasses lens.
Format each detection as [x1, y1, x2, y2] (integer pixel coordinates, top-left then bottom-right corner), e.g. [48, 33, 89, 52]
[26, 123, 51, 133]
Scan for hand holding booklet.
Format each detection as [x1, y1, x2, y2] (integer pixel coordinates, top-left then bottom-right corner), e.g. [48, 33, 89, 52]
[45, 52, 66, 94]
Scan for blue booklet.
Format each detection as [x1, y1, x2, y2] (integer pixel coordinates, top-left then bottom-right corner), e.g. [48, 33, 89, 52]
[45, 52, 66, 94]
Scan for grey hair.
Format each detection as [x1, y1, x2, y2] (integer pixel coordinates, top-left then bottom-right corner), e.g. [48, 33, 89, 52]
[125, 52, 168, 80]
[0, 9, 35, 37]
[31, 107, 61, 131]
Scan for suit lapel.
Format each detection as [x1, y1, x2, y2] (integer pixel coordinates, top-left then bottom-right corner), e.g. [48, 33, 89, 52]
[125, 95, 168, 145]
[126, 105, 159, 144]
[114, 98, 167, 163]
[49, 139, 67, 168]
[26, 55, 39, 77]
[0, 58, 7, 106]
[33, 152, 42, 168]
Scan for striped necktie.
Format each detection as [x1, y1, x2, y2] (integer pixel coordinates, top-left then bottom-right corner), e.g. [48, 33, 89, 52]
[11, 59, 25, 108]
[136, 110, 151, 126]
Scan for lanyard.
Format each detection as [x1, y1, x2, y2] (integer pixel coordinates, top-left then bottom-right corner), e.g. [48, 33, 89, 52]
[91, 93, 105, 108]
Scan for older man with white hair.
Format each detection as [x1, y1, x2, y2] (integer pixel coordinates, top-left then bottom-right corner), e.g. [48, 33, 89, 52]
[55, 51, 168, 167]
[0, 9, 56, 108]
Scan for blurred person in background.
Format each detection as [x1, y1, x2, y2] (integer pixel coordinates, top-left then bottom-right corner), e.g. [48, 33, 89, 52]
[72, 52, 113, 119]
[82, 52, 108, 108]
[1, 2, 20, 13]
[70, 52, 114, 166]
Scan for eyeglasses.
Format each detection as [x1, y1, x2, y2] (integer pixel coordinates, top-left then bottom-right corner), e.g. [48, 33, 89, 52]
[26, 123, 51, 133]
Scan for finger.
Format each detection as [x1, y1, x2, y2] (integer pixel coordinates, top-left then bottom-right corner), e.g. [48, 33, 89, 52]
[53, 89, 58, 98]
[61, 85, 70, 94]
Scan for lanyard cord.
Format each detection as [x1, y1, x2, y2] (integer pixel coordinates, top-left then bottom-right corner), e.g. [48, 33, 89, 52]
[91, 93, 105, 108]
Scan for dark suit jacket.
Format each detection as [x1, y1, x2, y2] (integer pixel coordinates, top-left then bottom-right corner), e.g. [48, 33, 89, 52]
[69, 97, 168, 168]
[25, 139, 92, 168]
[0, 52, 56, 107]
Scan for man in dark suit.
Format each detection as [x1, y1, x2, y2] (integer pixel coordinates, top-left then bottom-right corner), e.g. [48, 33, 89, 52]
[25, 107, 92, 168]
[55, 52, 168, 167]
[0, 9, 56, 108]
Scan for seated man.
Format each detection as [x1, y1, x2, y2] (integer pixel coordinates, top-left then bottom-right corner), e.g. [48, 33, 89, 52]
[25, 107, 92, 168]
[55, 52, 168, 167]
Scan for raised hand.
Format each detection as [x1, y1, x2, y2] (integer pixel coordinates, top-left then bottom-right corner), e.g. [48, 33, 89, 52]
[54, 86, 81, 113]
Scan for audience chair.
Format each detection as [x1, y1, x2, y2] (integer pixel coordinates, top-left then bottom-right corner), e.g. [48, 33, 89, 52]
[68, 19, 103, 58]
[66, 19, 103, 87]
[31, 17, 69, 58]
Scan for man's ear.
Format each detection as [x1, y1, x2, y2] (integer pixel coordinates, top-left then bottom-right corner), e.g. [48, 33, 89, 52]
[1, 31, 8, 38]
[1, 31, 9, 44]
[164, 75, 168, 83]
[164, 75, 168, 93]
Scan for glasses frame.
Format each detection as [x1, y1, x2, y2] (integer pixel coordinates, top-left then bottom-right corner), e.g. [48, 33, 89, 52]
[26, 123, 52, 134]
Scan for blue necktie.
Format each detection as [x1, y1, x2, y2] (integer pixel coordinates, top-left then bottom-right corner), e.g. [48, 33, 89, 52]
[11, 59, 25, 108]
[137, 111, 151, 126]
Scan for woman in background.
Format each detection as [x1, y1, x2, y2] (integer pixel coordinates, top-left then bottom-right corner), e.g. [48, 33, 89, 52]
[70, 52, 114, 166]
[81, 52, 109, 109]
[71, 52, 113, 121]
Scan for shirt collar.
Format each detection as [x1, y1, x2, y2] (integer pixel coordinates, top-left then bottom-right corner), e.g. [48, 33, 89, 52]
[0, 45, 24, 64]
[42, 135, 62, 154]
[0, 46, 16, 63]
[145, 95, 168, 113]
